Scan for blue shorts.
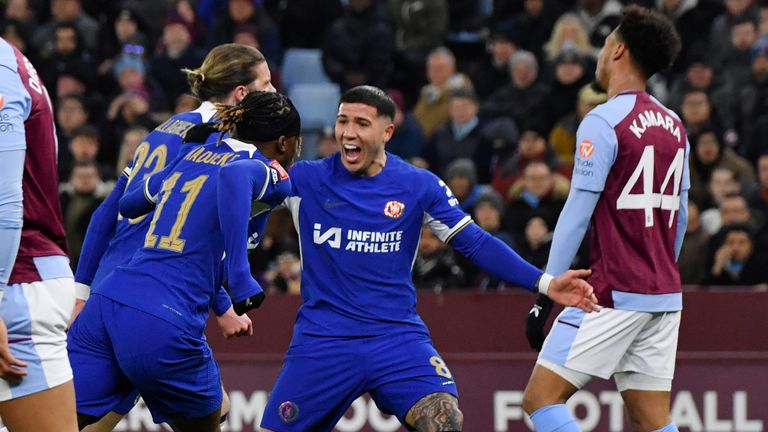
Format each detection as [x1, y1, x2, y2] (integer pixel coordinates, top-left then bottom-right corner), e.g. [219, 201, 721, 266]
[261, 332, 459, 432]
[67, 295, 222, 424]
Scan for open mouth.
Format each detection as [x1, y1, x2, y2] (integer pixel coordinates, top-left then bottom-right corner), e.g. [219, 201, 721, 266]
[342, 143, 362, 164]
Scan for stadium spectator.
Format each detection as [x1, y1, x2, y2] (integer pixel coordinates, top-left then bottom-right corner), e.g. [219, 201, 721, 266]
[413, 47, 473, 137]
[549, 83, 608, 168]
[208, 0, 281, 63]
[739, 36, 768, 158]
[748, 153, 768, 251]
[704, 224, 768, 285]
[150, 15, 206, 112]
[479, 50, 549, 125]
[95, 9, 148, 81]
[59, 161, 109, 269]
[39, 22, 95, 102]
[115, 126, 149, 176]
[466, 189, 517, 290]
[688, 126, 754, 207]
[173, 0, 208, 48]
[678, 201, 710, 284]
[267, 0, 343, 49]
[386, 0, 449, 99]
[701, 194, 761, 238]
[413, 225, 467, 292]
[503, 161, 568, 242]
[424, 88, 495, 183]
[385, 88, 427, 161]
[539, 44, 593, 130]
[32, 0, 100, 57]
[443, 158, 488, 213]
[512, 0, 559, 62]
[543, 13, 597, 64]
[267, 252, 302, 295]
[680, 89, 719, 136]
[708, 0, 758, 68]
[656, 0, 723, 74]
[517, 216, 552, 271]
[470, 23, 519, 99]
[56, 95, 92, 180]
[321, 0, 394, 91]
[716, 16, 758, 98]
[492, 119, 570, 199]
[575, 0, 622, 47]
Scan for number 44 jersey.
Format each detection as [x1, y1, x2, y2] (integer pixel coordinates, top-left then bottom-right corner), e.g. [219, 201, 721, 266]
[573, 91, 690, 311]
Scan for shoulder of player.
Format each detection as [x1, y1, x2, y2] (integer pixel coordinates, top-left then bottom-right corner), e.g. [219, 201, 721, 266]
[0, 39, 20, 73]
[587, 93, 639, 128]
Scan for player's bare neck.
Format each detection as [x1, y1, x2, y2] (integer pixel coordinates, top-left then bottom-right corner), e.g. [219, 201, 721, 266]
[363, 153, 387, 177]
[607, 67, 645, 99]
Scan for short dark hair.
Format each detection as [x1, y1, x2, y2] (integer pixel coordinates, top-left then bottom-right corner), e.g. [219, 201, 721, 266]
[339, 85, 396, 120]
[615, 5, 681, 78]
[72, 125, 100, 142]
[721, 223, 755, 240]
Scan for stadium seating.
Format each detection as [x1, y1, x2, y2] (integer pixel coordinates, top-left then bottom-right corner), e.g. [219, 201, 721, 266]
[280, 48, 332, 92]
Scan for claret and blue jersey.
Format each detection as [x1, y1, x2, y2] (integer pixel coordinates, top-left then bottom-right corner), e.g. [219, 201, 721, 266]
[97, 138, 291, 337]
[285, 152, 472, 343]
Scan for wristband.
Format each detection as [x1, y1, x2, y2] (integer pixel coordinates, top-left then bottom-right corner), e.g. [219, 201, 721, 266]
[75, 282, 91, 301]
[537, 273, 554, 295]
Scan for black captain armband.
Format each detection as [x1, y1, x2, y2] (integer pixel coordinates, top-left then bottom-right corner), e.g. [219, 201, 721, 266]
[232, 292, 266, 315]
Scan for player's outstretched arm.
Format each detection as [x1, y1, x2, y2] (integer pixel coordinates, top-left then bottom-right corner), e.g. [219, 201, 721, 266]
[217, 159, 271, 315]
[449, 222, 599, 312]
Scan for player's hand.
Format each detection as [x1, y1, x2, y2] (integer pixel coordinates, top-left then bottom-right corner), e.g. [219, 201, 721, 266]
[525, 294, 554, 351]
[0, 318, 27, 382]
[67, 299, 87, 331]
[548, 269, 601, 313]
[216, 307, 253, 339]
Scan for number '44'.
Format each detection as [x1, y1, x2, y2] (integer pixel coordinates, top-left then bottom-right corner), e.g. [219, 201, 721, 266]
[617, 145, 685, 228]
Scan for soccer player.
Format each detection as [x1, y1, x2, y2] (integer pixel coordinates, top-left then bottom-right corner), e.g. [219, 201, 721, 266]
[67, 44, 275, 431]
[521, 7, 688, 432]
[68, 91, 301, 432]
[0, 37, 78, 431]
[259, 85, 599, 432]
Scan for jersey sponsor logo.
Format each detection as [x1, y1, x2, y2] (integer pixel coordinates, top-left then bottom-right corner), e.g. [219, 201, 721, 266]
[0, 93, 4, 109]
[579, 140, 594, 158]
[384, 200, 405, 219]
[313, 223, 403, 253]
[0, 110, 13, 134]
[279, 400, 300, 423]
[269, 160, 289, 180]
[313, 223, 342, 248]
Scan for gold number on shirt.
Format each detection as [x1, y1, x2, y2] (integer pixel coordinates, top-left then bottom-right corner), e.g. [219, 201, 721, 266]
[430, 356, 453, 378]
[122, 142, 168, 223]
[144, 172, 208, 253]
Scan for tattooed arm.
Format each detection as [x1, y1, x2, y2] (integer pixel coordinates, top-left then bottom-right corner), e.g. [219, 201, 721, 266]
[405, 392, 464, 432]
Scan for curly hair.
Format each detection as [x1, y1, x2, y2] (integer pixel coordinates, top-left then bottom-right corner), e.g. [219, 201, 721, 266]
[616, 5, 682, 78]
[214, 91, 300, 143]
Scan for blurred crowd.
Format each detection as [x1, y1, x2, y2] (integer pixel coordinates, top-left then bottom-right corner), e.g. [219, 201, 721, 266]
[3, 0, 766, 292]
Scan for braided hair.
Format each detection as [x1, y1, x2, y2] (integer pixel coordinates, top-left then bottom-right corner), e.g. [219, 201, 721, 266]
[214, 91, 301, 143]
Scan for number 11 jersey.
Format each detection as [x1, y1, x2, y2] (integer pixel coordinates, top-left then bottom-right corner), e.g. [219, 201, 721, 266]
[573, 91, 690, 312]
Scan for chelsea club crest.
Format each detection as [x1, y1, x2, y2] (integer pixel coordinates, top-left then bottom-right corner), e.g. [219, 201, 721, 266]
[384, 200, 405, 219]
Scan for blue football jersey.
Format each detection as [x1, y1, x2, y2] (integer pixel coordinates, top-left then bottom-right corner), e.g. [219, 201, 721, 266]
[86, 103, 219, 291]
[285, 153, 472, 343]
[98, 138, 291, 336]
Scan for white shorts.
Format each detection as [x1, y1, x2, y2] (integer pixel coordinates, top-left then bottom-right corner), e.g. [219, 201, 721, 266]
[537, 307, 681, 392]
[0, 257, 75, 401]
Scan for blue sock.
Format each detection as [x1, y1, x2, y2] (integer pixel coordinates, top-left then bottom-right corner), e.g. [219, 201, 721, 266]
[653, 424, 678, 432]
[530, 404, 580, 432]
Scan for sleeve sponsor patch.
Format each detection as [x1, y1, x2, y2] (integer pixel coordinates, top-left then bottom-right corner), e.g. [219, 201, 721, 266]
[269, 160, 289, 180]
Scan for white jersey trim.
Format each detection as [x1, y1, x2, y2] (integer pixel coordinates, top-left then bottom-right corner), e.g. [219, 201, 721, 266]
[424, 213, 472, 243]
